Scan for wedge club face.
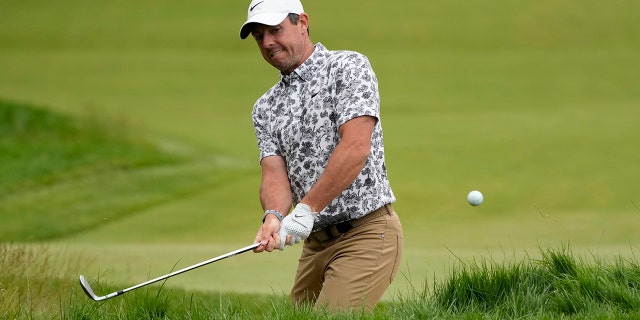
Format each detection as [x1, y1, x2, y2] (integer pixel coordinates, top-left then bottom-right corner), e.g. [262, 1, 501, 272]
[79, 275, 104, 301]
[80, 275, 133, 301]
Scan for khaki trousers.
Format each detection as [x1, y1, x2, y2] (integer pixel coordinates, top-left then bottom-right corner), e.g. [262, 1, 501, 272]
[291, 204, 404, 312]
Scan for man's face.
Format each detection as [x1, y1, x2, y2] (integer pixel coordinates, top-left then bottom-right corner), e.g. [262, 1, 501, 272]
[251, 14, 310, 75]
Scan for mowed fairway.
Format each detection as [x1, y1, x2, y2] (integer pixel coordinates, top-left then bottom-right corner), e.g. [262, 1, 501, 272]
[1, 0, 639, 300]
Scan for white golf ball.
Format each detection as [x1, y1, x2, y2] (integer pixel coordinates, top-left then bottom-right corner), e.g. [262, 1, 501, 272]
[467, 190, 483, 206]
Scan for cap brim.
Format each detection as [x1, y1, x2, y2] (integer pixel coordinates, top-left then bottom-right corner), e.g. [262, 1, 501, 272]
[239, 12, 289, 39]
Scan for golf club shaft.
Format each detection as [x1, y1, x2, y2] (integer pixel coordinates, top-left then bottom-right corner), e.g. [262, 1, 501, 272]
[123, 243, 260, 293]
[81, 243, 259, 300]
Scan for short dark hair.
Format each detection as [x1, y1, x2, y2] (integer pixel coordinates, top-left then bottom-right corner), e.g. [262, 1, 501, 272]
[287, 13, 309, 35]
[288, 13, 300, 24]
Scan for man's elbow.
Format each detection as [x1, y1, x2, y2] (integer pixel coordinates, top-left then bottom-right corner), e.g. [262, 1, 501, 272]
[352, 140, 372, 163]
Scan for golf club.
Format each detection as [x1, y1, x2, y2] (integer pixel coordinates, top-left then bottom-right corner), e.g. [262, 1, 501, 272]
[79, 242, 260, 301]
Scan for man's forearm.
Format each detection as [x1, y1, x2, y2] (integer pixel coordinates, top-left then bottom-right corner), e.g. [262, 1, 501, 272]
[260, 180, 293, 216]
[302, 143, 368, 212]
[260, 156, 293, 216]
[301, 116, 376, 212]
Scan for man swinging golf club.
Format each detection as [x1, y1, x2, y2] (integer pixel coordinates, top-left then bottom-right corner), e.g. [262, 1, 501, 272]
[241, 0, 404, 312]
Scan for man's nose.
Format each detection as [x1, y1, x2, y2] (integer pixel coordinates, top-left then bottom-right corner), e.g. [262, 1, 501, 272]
[261, 33, 275, 48]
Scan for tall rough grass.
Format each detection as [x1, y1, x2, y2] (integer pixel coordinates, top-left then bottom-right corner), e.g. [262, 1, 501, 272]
[3, 242, 638, 319]
[0, 244, 87, 319]
[393, 245, 640, 319]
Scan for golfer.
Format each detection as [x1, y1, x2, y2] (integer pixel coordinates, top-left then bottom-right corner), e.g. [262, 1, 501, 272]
[240, 0, 403, 312]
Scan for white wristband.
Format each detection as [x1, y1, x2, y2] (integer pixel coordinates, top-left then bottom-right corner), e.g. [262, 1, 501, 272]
[262, 210, 284, 222]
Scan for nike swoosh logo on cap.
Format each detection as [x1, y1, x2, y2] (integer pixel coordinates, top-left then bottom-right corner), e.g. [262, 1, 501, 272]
[250, 1, 264, 11]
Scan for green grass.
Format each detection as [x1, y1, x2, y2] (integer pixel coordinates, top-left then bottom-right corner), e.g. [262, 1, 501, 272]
[0, 99, 252, 241]
[0, 99, 168, 190]
[3, 243, 640, 319]
[432, 246, 640, 317]
[0, 0, 639, 317]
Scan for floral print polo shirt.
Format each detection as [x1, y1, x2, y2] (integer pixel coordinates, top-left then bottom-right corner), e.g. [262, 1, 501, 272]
[252, 43, 396, 231]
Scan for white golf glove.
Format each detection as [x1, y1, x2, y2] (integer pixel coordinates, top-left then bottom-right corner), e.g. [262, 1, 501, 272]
[278, 203, 315, 250]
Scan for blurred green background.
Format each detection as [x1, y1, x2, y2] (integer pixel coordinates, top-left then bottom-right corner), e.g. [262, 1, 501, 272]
[1, 0, 639, 298]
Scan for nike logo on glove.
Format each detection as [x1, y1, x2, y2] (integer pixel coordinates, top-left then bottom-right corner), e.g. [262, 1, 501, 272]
[294, 214, 304, 218]
[293, 220, 307, 228]
[250, 1, 264, 11]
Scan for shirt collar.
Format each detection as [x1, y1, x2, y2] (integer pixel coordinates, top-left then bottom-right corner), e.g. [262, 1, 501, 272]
[279, 42, 328, 84]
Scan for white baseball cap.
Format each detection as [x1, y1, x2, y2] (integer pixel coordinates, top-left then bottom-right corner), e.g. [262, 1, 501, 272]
[239, 0, 304, 39]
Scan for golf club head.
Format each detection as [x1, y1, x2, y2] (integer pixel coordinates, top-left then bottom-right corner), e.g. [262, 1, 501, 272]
[79, 275, 103, 301]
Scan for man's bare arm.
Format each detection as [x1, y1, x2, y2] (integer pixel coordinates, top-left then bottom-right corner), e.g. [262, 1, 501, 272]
[260, 155, 293, 214]
[254, 155, 293, 252]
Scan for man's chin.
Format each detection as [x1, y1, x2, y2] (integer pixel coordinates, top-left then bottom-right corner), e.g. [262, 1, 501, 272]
[273, 63, 295, 75]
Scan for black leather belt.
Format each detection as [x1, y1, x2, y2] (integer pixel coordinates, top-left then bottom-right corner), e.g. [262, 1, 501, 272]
[311, 204, 393, 242]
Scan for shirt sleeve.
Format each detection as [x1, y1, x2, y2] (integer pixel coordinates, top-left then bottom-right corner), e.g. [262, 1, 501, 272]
[333, 52, 381, 127]
[252, 101, 280, 162]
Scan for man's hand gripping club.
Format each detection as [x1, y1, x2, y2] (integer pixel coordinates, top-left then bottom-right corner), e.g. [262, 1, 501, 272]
[278, 203, 314, 250]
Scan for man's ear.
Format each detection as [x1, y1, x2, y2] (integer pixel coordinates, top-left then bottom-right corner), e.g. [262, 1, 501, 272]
[299, 13, 309, 33]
